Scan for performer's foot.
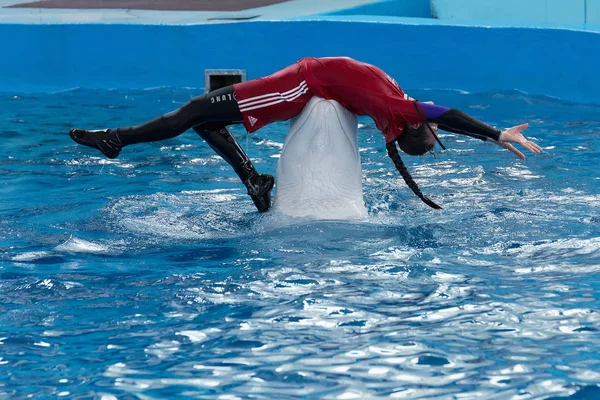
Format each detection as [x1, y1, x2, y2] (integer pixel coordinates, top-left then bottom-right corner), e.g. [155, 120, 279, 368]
[244, 173, 275, 213]
[69, 128, 122, 159]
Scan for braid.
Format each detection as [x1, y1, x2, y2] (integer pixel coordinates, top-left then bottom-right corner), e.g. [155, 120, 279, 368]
[386, 141, 442, 210]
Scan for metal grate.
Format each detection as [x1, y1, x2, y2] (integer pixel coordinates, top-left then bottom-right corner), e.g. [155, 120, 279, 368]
[204, 69, 246, 93]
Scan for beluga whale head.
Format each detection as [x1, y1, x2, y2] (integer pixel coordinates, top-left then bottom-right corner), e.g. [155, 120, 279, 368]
[272, 97, 367, 220]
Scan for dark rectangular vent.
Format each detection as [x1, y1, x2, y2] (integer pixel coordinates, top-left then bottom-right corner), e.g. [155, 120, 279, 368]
[205, 69, 246, 93]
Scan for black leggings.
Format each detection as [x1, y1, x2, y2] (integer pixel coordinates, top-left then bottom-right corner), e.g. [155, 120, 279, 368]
[116, 86, 243, 145]
[114, 85, 260, 183]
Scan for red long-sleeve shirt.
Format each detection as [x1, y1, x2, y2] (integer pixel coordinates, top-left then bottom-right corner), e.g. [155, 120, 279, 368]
[297, 57, 426, 143]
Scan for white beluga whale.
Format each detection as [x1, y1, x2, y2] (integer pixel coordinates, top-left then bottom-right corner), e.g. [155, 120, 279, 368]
[272, 96, 367, 219]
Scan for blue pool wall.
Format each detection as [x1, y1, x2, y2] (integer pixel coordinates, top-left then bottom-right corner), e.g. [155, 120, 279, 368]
[0, 20, 598, 104]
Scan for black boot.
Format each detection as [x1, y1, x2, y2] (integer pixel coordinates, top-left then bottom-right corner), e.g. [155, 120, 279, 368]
[69, 128, 123, 159]
[194, 126, 274, 212]
[244, 172, 275, 213]
[70, 113, 184, 159]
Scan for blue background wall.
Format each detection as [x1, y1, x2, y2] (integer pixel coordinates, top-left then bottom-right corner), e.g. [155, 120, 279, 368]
[1, 21, 598, 104]
[430, 0, 600, 25]
[326, 0, 431, 18]
[590, 0, 600, 24]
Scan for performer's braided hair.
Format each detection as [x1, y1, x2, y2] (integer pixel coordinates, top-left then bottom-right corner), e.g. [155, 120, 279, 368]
[386, 140, 442, 210]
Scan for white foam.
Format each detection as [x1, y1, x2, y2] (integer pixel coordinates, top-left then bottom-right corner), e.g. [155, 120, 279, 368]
[337, 390, 363, 399]
[176, 330, 207, 343]
[255, 139, 284, 149]
[12, 251, 52, 262]
[144, 341, 181, 359]
[55, 236, 110, 254]
[186, 155, 223, 166]
[104, 363, 145, 377]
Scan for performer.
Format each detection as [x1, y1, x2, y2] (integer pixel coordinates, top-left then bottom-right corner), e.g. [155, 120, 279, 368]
[70, 57, 541, 211]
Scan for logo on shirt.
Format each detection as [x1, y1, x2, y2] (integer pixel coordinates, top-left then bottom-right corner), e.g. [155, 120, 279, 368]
[248, 116, 258, 126]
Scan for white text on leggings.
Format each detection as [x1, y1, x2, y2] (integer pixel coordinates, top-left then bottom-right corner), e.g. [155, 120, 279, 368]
[211, 94, 234, 104]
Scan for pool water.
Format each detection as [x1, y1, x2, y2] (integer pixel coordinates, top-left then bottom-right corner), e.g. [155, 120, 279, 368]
[1, 88, 599, 399]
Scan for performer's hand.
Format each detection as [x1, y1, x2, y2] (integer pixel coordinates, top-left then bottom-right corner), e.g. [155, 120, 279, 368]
[495, 123, 543, 159]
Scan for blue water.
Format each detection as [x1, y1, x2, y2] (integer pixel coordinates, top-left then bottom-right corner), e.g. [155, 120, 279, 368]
[1, 88, 599, 399]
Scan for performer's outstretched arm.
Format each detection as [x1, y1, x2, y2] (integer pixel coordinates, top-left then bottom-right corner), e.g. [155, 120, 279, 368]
[416, 102, 543, 159]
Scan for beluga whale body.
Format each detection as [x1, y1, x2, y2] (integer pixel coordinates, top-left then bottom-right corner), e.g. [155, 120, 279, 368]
[272, 97, 367, 220]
